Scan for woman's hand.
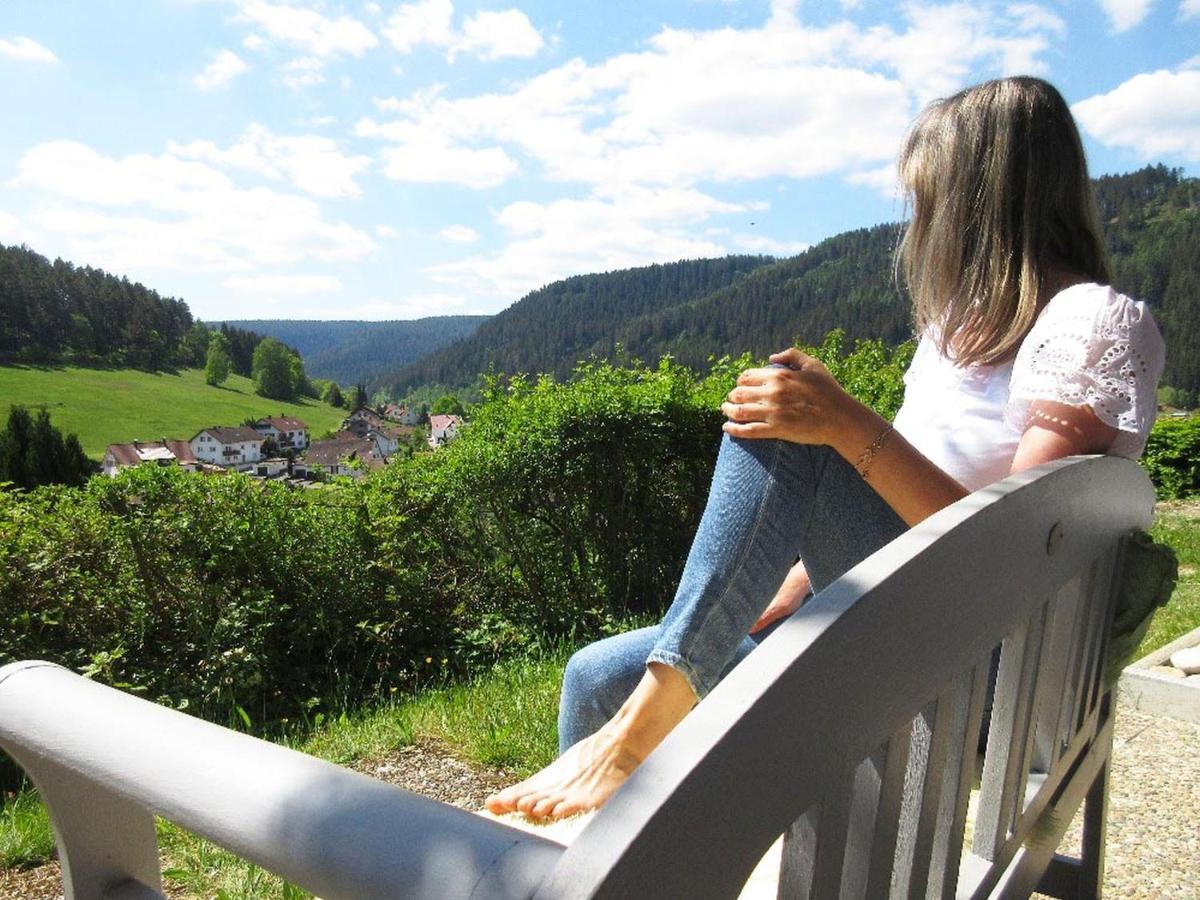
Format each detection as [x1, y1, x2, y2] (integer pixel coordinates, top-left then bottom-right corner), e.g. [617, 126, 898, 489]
[720, 348, 861, 447]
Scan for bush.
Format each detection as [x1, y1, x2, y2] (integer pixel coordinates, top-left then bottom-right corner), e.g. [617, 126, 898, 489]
[1142, 415, 1200, 499]
[0, 340, 926, 748]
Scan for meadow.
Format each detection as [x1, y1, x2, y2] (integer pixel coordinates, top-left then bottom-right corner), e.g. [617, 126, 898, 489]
[0, 365, 348, 458]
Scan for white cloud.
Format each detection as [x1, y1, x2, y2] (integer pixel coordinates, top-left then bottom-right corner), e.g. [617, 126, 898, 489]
[1074, 69, 1200, 161]
[282, 56, 325, 89]
[225, 274, 342, 294]
[242, 33, 266, 51]
[375, 224, 399, 238]
[1097, 0, 1153, 31]
[363, 2, 1061, 199]
[383, 0, 454, 53]
[455, 9, 544, 61]
[383, 0, 544, 61]
[439, 224, 479, 243]
[236, 1, 378, 58]
[373, 137, 519, 188]
[365, 1, 382, 13]
[1007, 3, 1068, 37]
[846, 163, 903, 198]
[1182, 0, 1200, 18]
[11, 140, 376, 275]
[0, 36, 58, 63]
[355, 292, 474, 319]
[428, 187, 746, 302]
[0, 210, 19, 241]
[194, 49, 249, 90]
[170, 124, 370, 198]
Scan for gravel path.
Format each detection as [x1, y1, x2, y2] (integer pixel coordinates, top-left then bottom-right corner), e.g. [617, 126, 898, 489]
[3, 705, 1197, 899]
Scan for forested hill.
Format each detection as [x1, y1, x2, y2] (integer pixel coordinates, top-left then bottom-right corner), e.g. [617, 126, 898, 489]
[223, 317, 489, 390]
[386, 255, 777, 393]
[0, 243, 200, 369]
[1094, 165, 1200, 395]
[386, 165, 1200, 396]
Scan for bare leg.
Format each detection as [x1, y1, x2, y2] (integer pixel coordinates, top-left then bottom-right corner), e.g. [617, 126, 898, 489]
[484, 662, 695, 819]
[486, 437, 907, 821]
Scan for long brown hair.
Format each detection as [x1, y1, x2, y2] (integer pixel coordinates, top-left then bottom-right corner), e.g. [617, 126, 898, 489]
[898, 77, 1111, 366]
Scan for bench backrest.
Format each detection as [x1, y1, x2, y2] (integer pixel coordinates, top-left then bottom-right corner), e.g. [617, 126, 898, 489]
[536, 455, 1153, 898]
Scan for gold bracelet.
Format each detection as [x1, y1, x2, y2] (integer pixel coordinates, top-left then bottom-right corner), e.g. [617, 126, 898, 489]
[855, 422, 893, 480]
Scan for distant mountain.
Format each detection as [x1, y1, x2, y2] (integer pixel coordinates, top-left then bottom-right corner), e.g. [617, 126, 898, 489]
[386, 165, 1200, 397]
[222, 317, 489, 389]
[385, 255, 778, 394]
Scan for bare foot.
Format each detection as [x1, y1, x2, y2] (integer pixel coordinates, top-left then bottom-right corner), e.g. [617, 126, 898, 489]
[485, 662, 697, 820]
[484, 725, 644, 820]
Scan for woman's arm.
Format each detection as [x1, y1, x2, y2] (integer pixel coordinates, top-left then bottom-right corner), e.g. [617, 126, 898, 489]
[1008, 400, 1119, 473]
[721, 350, 1120, 527]
[721, 348, 967, 525]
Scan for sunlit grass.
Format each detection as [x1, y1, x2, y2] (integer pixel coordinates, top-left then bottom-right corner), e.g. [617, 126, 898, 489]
[1139, 501, 1200, 657]
[0, 365, 347, 459]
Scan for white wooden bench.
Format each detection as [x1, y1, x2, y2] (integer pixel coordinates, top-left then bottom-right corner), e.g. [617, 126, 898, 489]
[0, 455, 1155, 899]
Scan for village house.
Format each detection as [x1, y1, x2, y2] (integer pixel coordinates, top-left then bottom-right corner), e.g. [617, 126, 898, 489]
[190, 426, 265, 469]
[382, 403, 423, 426]
[252, 416, 310, 452]
[362, 423, 415, 456]
[428, 414, 463, 448]
[303, 434, 387, 479]
[343, 407, 387, 437]
[102, 440, 198, 477]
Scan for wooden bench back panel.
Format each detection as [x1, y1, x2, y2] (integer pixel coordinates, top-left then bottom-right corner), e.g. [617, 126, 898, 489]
[537, 458, 1153, 900]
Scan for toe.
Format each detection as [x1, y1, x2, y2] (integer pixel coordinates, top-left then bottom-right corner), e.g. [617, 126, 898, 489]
[530, 794, 562, 819]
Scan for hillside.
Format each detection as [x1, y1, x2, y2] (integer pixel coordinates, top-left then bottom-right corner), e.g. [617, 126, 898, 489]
[0, 243, 199, 370]
[222, 316, 488, 390]
[0, 366, 347, 459]
[386, 166, 1200, 396]
[385, 255, 776, 393]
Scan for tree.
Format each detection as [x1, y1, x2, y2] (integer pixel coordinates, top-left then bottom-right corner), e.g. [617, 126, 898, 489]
[205, 332, 233, 386]
[431, 394, 465, 416]
[0, 405, 91, 489]
[349, 383, 369, 411]
[252, 338, 297, 400]
[323, 382, 345, 408]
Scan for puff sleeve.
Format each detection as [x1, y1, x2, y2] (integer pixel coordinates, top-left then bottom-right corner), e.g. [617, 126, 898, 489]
[1005, 283, 1166, 458]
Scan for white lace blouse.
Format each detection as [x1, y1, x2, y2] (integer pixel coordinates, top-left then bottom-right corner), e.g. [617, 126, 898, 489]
[892, 283, 1166, 492]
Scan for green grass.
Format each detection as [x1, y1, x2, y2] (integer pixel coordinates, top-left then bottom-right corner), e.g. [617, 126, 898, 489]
[0, 788, 55, 870]
[0, 365, 348, 459]
[1139, 501, 1200, 656]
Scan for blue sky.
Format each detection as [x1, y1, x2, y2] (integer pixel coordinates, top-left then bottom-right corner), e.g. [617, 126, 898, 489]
[1, 0, 1197, 322]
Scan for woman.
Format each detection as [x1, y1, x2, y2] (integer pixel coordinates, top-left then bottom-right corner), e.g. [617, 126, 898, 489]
[485, 76, 1166, 821]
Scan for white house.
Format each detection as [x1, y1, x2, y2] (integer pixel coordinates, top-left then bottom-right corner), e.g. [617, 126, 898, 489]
[102, 440, 198, 477]
[382, 403, 423, 426]
[304, 435, 387, 478]
[428, 414, 463, 448]
[363, 424, 414, 456]
[190, 427, 265, 468]
[252, 416, 310, 452]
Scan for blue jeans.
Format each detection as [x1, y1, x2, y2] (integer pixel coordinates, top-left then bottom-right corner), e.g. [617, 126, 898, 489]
[558, 434, 907, 753]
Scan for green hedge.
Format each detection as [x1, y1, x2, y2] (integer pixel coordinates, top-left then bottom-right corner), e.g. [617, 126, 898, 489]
[0, 357, 742, 733]
[1142, 415, 1200, 499]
